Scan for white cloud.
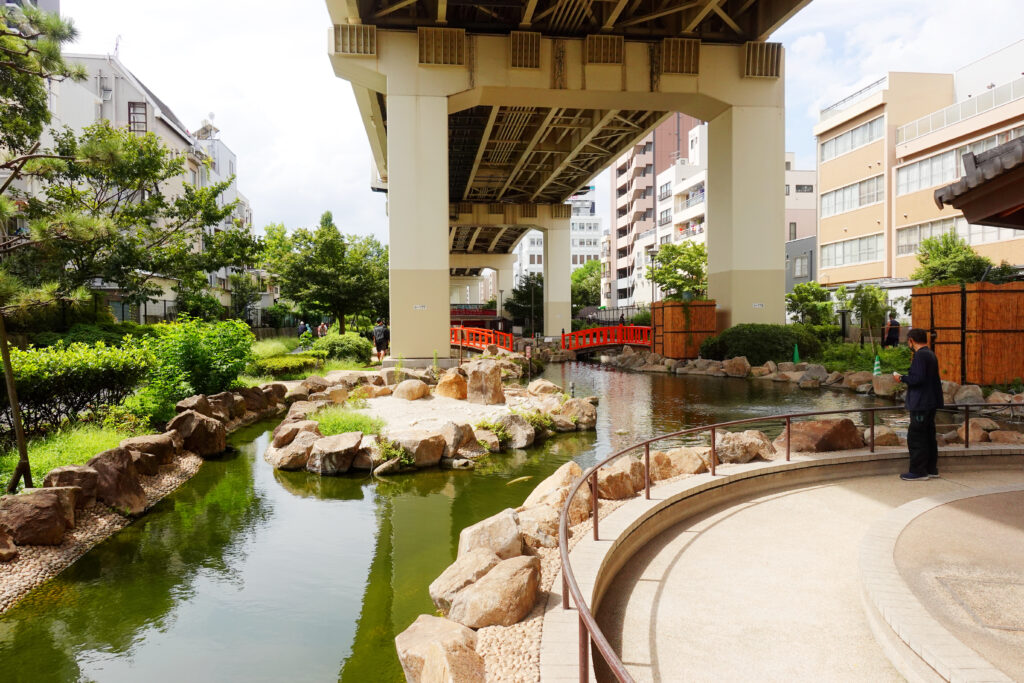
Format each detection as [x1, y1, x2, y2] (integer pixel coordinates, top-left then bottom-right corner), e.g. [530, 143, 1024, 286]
[61, 0, 387, 240]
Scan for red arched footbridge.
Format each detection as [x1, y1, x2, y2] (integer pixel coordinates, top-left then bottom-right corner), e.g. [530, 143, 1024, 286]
[450, 327, 514, 352]
[561, 325, 651, 351]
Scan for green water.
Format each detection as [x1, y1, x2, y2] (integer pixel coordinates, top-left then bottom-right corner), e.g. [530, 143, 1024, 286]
[0, 364, 897, 682]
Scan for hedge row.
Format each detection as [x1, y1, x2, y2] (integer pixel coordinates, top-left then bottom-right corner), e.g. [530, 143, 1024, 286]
[311, 333, 373, 365]
[1, 340, 154, 436]
[699, 323, 823, 366]
[250, 352, 324, 377]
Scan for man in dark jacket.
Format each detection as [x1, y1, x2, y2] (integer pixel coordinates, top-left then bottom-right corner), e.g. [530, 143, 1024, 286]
[893, 328, 943, 480]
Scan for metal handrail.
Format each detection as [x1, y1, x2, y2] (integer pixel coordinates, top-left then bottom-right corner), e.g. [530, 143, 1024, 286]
[449, 326, 513, 351]
[557, 401, 1008, 682]
[561, 325, 651, 351]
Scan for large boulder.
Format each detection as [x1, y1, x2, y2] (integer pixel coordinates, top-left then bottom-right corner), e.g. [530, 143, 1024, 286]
[237, 386, 270, 412]
[714, 430, 776, 464]
[391, 430, 446, 468]
[357, 384, 393, 399]
[990, 430, 1024, 444]
[986, 391, 1013, 405]
[166, 410, 227, 457]
[527, 378, 562, 396]
[465, 359, 505, 405]
[597, 460, 637, 499]
[941, 380, 960, 406]
[23, 487, 77, 529]
[130, 449, 160, 476]
[957, 420, 991, 443]
[954, 384, 985, 405]
[306, 432, 363, 475]
[301, 375, 330, 393]
[474, 429, 501, 453]
[872, 374, 901, 397]
[649, 446, 709, 480]
[119, 433, 178, 465]
[284, 385, 310, 404]
[264, 430, 319, 470]
[272, 420, 322, 448]
[517, 503, 559, 549]
[175, 394, 212, 417]
[843, 371, 874, 389]
[434, 370, 468, 400]
[86, 447, 147, 515]
[496, 414, 535, 449]
[722, 356, 751, 378]
[393, 379, 430, 401]
[351, 435, 383, 471]
[555, 398, 597, 430]
[800, 364, 829, 383]
[205, 393, 233, 423]
[824, 371, 845, 386]
[772, 419, 865, 453]
[457, 507, 521, 560]
[0, 490, 67, 545]
[0, 528, 16, 562]
[43, 465, 98, 508]
[522, 460, 592, 525]
[864, 425, 900, 447]
[395, 615, 484, 683]
[447, 555, 541, 628]
[429, 547, 502, 614]
[438, 422, 476, 459]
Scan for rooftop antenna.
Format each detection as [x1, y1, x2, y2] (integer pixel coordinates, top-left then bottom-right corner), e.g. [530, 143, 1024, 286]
[113, 35, 121, 58]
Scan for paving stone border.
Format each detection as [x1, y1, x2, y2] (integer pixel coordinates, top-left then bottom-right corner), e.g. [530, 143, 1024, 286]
[859, 484, 1023, 682]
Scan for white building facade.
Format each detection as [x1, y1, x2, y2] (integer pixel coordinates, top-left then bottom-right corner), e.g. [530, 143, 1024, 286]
[513, 185, 604, 281]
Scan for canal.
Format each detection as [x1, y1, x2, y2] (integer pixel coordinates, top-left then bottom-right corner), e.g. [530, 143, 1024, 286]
[0, 363, 900, 682]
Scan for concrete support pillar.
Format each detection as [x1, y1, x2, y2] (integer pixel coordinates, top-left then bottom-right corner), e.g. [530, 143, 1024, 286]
[542, 220, 571, 336]
[707, 104, 785, 330]
[497, 268, 515, 319]
[387, 94, 450, 358]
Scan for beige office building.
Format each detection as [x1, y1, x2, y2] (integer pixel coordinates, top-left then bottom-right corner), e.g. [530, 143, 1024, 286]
[813, 40, 1024, 289]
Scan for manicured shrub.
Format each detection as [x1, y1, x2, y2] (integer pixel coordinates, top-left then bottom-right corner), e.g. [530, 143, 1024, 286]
[29, 321, 164, 347]
[1, 339, 154, 436]
[128, 316, 254, 423]
[699, 323, 820, 366]
[251, 353, 322, 377]
[818, 343, 911, 374]
[312, 332, 373, 364]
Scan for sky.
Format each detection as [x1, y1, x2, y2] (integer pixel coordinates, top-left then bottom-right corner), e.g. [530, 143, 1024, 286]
[61, 0, 1024, 242]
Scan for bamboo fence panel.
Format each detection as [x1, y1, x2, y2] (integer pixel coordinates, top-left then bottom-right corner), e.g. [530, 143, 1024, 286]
[652, 300, 717, 360]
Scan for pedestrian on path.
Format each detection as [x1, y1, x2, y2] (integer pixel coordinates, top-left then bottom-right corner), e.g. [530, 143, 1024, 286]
[372, 319, 390, 363]
[882, 312, 900, 348]
[893, 328, 943, 481]
[297, 321, 306, 337]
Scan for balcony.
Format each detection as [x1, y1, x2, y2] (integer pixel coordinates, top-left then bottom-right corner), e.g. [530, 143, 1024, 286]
[684, 192, 705, 208]
[896, 76, 1024, 144]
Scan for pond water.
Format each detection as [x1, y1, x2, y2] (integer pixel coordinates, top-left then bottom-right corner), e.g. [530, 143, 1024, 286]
[0, 364, 901, 682]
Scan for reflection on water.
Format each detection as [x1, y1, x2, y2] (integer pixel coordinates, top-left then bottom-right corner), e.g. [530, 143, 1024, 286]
[0, 363, 898, 682]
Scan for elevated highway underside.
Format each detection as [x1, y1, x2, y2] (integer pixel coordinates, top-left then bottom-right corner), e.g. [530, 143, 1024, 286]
[325, 0, 810, 357]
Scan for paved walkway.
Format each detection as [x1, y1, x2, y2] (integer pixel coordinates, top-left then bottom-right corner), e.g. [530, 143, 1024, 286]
[592, 469, 1024, 682]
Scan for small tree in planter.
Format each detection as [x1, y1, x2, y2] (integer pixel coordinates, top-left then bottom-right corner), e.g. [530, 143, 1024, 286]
[851, 284, 887, 352]
[646, 242, 707, 301]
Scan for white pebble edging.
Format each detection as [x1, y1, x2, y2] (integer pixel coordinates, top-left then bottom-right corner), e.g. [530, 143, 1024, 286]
[0, 453, 202, 614]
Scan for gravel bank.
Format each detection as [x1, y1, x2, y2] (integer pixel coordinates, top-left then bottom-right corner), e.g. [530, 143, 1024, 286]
[0, 452, 203, 614]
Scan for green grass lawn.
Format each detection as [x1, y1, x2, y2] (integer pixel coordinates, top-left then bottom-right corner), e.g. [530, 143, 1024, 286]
[236, 359, 376, 387]
[313, 405, 384, 436]
[0, 424, 135, 490]
[251, 336, 302, 359]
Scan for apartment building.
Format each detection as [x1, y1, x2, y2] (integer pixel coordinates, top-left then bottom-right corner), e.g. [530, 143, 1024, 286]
[603, 113, 701, 307]
[785, 152, 817, 291]
[813, 40, 1024, 296]
[32, 54, 255, 322]
[512, 185, 604, 280]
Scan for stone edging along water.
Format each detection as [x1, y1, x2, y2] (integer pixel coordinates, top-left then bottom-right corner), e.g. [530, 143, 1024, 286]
[0, 383, 289, 613]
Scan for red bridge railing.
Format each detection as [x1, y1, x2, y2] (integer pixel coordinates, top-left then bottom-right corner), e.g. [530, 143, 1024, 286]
[561, 325, 651, 351]
[450, 326, 513, 352]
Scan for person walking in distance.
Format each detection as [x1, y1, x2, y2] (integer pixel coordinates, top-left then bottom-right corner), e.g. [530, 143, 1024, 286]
[372, 319, 390, 363]
[882, 312, 900, 348]
[893, 328, 943, 481]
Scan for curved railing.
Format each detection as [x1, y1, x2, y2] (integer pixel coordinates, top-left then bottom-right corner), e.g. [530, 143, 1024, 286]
[561, 325, 651, 351]
[557, 402, 1009, 682]
[450, 326, 513, 352]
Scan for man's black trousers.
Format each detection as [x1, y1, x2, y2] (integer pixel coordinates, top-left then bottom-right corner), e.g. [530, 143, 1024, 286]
[907, 410, 938, 476]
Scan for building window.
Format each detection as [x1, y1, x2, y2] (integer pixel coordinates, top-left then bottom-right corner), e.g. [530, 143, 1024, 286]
[785, 184, 790, 195]
[793, 255, 809, 278]
[657, 182, 671, 200]
[795, 184, 813, 193]
[128, 102, 147, 134]
[896, 215, 1020, 255]
[820, 116, 884, 162]
[189, 169, 197, 186]
[785, 161, 792, 170]
[896, 150, 956, 196]
[658, 208, 672, 226]
[820, 175, 884, 218]
[820, 233, 883, 268]
[789, 222, 797, 240]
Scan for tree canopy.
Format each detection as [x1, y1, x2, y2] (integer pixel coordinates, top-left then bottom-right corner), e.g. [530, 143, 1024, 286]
[503, 273, 543, 334]
[646, 241, 707, 301]
[910, 232, 1016, 286]
[570, 259, 601, 315]
[851, 284, 888, 349]
[785, 281, 834, 325]
[269, 212, 388, 332]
